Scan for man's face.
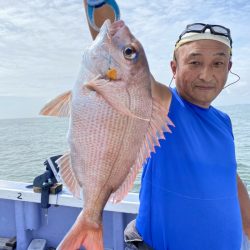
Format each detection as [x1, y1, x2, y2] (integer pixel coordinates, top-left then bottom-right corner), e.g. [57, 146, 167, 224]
[171, 40, 232, 108]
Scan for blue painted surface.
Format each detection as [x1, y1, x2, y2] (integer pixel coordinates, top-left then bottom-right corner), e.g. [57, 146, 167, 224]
[0, 198, 136, 249]
[0, 199, 16, 237]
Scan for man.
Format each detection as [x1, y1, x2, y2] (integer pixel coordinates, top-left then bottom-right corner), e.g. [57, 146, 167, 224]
[83, 1, 250, 249]
[132, 26, 243, 250]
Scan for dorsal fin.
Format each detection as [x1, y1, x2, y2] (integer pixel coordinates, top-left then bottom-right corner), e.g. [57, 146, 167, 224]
[109, 96, 174, 203]
[39, 90, 72, 117]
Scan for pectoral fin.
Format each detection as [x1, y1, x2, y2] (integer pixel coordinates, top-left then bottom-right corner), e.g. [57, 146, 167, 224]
[39, 90, 72, 117]
[85, 79, 150, 121]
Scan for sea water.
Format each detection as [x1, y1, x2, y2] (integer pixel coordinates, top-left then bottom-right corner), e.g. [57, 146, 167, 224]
[0, 104, 249, 193]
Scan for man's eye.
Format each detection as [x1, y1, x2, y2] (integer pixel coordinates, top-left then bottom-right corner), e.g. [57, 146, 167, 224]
[189, 61, 200, 65]
[214, 62, 224, 66]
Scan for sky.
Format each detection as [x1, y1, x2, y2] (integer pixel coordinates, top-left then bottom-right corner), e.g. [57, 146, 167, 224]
[0, 0, 250, 119]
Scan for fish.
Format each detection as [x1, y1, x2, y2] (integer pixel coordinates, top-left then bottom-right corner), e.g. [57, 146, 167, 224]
[40, 19, 174, 250]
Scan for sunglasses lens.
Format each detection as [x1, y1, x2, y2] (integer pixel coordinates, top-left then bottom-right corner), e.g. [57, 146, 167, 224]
[212, 25, 229, 35]
[187, 23, 205, 31]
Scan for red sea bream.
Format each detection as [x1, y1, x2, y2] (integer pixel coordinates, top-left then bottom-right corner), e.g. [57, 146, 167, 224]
[40, 19, 173, 250]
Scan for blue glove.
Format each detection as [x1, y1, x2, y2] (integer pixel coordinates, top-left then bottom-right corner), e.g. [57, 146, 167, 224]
[87, 0, 120, 32]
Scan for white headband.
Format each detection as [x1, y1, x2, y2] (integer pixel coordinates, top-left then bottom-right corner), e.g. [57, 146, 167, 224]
[175, 32, 231, 50]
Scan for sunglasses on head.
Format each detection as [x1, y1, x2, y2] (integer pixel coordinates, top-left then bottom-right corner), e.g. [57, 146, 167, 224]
[176, 23, 232, 48]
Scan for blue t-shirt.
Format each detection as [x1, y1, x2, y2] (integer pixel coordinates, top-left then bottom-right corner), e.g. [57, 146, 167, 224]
[136, 88, 242, 250]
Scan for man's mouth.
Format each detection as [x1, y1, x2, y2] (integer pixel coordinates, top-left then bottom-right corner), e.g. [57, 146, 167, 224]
[195, 85, 215, 90]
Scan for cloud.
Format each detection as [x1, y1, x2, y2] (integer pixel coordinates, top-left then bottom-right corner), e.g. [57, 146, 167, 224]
[0, 0, 249, 118]
[0, 1, 92, 97]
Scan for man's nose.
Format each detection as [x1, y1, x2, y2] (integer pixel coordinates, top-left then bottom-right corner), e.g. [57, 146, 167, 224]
[198, 66, 214, 82]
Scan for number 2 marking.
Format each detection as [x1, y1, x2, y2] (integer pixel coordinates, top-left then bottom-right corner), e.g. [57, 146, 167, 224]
[17, 192, 22, 200]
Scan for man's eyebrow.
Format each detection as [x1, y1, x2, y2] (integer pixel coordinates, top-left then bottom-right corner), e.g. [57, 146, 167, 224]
[188, 53, 202, 57]
[213, 52, 227, 57]
[187, 52, 228, 58]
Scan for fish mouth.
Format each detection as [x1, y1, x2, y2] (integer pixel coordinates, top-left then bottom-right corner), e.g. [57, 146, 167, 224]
[95, 20, 125, 81]
[100, 19, 126, 36]
[108, 20, 125, 37]
[101, 20, 124, 81]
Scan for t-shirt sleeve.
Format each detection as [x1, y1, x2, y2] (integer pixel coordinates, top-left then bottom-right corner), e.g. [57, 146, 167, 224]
[225, 114, 234, 140]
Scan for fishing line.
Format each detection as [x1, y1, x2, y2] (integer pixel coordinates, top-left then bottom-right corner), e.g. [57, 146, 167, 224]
[168, 70, 240, 89]
[223, 70, 240, 89]
[168, 76, 174, 87]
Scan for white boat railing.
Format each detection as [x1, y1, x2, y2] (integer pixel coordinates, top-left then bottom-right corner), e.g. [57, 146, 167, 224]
[0, 180, 139, 214]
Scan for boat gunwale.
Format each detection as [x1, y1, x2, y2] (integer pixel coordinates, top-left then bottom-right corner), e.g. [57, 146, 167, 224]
[0, 180, 139, 214]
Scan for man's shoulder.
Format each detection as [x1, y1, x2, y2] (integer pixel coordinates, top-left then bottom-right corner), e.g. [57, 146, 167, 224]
[211, 105, 231, 121]
[210, 106, 233, 133]
[150, 78, 172, 112]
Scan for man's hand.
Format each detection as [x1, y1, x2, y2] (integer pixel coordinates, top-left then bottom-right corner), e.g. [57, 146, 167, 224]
[84, 0, 119, 39]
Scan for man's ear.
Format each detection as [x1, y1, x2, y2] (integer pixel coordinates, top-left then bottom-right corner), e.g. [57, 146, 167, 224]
[170, 60, 177, 78]
[228, 60, 232, 71]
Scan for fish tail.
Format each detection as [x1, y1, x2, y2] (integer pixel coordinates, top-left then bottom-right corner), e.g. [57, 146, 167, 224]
[57, 214, 104, 250]
[82, 226, 104, 250]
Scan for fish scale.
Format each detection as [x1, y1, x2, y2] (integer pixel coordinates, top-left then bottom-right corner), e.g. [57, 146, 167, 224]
[71, 95, 128, 195]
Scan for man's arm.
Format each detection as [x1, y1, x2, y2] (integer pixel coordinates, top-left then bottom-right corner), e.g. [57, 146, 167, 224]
[83, 0, 116, 40]
[237, 174, 250, 238]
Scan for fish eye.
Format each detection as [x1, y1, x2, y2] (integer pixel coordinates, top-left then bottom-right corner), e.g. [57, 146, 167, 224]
[123, 45, 137, 60]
